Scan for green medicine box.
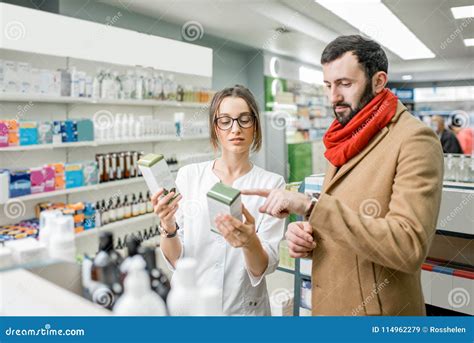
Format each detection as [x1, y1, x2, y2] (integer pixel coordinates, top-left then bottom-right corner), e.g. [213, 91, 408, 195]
[207, 182, 242, 234]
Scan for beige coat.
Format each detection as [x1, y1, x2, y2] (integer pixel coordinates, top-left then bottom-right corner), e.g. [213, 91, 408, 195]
[308, 101, 444, 316]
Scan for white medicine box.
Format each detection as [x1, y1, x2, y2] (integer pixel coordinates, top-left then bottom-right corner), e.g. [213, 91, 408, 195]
[137, 153, 177, 196]
[207, 182, 242, 234]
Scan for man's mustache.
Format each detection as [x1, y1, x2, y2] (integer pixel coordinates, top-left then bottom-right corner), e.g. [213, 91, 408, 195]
[333, 102, 352, 109]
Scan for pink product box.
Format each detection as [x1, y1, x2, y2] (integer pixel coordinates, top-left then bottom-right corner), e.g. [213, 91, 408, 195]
[0, 122, 8, 147]
[30, 167, 45, 194]
[43, 166, 55, 192]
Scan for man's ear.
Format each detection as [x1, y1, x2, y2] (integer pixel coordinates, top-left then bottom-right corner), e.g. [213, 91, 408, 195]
[372, 71, 388, 94]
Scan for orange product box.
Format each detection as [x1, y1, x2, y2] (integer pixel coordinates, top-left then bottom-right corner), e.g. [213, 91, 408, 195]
[73, 213, 84, 224]
[8, 132, 19, 146]
[54, 174, 65, 190]
[68, 202, 85, 212]
[74, 226, 84, 234]
[49, 163, 65, 174]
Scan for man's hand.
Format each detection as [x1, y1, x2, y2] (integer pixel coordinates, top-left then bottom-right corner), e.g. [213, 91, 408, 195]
[285, 221, 316, 258]
[241, 188, 312, 218]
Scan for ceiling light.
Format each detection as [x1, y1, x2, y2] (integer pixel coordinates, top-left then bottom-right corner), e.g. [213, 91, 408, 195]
[299, 66, 324, 84]
[269, 57, 280, 77]
[315, 0, 435, 60]
[451, 5, 474, 19]
[464, 38, 474, 46]
[402, 74, 413, 80]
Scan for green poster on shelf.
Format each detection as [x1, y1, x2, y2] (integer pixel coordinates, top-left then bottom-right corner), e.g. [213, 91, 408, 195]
[288, 142, 313, 183]
[264, 76, 287, 111]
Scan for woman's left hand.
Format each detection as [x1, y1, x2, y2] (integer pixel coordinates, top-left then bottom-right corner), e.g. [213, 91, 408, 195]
[215, 205, 257, 248]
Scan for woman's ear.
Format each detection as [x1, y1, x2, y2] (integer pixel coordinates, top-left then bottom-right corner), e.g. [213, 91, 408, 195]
[372, 71, 388, 94]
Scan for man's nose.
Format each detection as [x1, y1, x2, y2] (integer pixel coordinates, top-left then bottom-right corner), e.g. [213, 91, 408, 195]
[330, 88, 343, 105]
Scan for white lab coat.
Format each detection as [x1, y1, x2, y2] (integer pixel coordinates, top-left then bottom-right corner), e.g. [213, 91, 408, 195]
[160, 160, 286, 316]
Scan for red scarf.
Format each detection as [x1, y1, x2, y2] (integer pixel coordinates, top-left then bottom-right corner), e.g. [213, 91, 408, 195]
[323, 88, 398, 167]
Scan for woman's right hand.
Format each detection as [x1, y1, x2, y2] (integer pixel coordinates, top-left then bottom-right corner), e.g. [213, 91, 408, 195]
[151, 188, 182, 232]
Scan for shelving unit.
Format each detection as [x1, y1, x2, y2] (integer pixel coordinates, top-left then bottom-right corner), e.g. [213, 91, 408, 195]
[0, 134, 209, 152]
[0, 42, 213, 248]
[0, 93, 209, 108]
[75, 213, 156, 239]
[0, 177, 144, 205]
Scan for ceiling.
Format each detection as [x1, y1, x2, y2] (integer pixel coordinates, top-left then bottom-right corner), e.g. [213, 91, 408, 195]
[101, 0, 474, 82]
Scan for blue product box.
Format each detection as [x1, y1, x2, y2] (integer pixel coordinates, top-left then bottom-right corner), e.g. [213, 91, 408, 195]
[9, 169, 31, 197]
[19, 121, 38, 146]
[65, 163, 84, 189]
[77, 119, 94, 142]
[61, 120, 78, 142]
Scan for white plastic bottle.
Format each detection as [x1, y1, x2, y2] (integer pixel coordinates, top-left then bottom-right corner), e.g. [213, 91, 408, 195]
[113, 255, 167, 316]
[121, 113, 129, 139]
[196, 287, 223, 316]
[92, 68, 103, 99]
[38, 210, 63, 248]
[48, 215, 76, 263]
[167, 258, 200, 316]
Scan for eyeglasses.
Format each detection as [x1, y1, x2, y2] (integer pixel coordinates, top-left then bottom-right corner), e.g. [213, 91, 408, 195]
[214, 114, 255, 130]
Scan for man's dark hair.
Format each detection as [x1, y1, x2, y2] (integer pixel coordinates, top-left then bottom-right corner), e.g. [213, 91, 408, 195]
[321, 35, 388, 80]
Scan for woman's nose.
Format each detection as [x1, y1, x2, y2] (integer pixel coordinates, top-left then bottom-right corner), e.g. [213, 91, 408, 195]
[230, 120, 241, 133]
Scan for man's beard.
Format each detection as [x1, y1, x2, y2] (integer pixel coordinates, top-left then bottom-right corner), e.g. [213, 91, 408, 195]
[333, 81, 375, 126]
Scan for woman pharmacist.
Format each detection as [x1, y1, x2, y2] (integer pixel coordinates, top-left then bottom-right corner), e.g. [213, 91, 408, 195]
[151, 85, 285, 316]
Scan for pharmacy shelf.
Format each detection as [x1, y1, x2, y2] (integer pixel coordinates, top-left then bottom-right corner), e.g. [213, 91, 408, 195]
[436, 229, 474, 240]
[0, 135, 209, 152]
[0, 177, 145, 205]
[0, 93, 209, 108]
[276, 266, 296, 275]
[443, 181, 474, 190]
[75, 213, 156, 239]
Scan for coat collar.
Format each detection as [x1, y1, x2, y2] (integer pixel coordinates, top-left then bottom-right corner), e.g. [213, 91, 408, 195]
[323, 100, 407, 193]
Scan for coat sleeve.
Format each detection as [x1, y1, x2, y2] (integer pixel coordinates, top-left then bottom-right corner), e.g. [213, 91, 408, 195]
[309, 127, 444, 274]
[245, 176, 286, 287]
